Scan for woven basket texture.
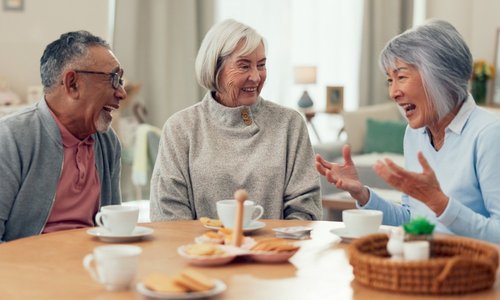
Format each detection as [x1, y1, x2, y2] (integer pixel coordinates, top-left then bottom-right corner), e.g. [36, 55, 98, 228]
[349, 233, 499, 294]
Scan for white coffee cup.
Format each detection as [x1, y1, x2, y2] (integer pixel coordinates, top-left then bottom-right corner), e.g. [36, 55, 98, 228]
[403, 241, 430, 261]
[342, 209, 383, 237]
[95, 205, 139, 236]
[216, 199, 264, 229]
[83, 245, 142, 291]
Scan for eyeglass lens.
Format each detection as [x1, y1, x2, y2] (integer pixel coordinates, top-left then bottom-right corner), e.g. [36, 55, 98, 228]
[111, 73, 124, 89]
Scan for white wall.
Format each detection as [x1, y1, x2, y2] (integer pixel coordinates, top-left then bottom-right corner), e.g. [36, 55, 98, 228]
[426, 0, 500, 62]
[0, 0, 110, 102]
[2, 0, 500, 104]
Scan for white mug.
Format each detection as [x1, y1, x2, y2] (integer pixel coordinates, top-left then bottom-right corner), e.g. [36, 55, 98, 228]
[95, 205, 139, 236]
[342, 209, 383, 237]
[216, 199, 264, 229]
[83, 245, 142, 291]
[403, 241, 430, 261]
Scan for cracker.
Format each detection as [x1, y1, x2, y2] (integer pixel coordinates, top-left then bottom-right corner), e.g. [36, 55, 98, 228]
[251, 238, 299, 252]
[185, 243, 225, 256]
[218, 228, 232, 235]
[199, 217, 223, 228]
[173, 269, 214, 292]
[203, 231, 222, 239]
[143, 273, 188, 294]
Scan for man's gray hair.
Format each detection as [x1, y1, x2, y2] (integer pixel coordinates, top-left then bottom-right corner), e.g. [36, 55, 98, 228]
[40, 30, 110, 93]
[379, 19, 472, 120]
[195, 19, 266, 92]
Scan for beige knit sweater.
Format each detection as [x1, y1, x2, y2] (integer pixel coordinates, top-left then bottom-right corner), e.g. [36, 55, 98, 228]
[150, 92, 322, 221]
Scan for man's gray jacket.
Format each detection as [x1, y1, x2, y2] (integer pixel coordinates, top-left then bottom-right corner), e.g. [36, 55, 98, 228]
[0, 98, 121, 242]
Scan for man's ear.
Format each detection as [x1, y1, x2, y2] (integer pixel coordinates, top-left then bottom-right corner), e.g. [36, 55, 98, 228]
[62, 71, 79, 97]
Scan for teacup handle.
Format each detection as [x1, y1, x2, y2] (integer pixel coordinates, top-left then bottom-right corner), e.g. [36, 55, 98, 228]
[251, 205, 264, 222]
[95, 212, 107, 229]
[83, 254, 101, 283]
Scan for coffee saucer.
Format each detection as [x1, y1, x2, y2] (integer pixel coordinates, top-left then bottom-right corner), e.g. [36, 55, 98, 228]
[87, 226, 154, 243]
[330, 226, 391, 243]
[136, 279, 226, 299]
[203, 221, 266, 233]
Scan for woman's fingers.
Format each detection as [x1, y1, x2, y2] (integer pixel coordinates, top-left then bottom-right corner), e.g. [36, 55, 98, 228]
[342, 144, 354, 165]
[417, 151, 433, 174]
[373, 159, 404, 188]
[315, 154, 333, 169]
[315, 161, 328, 176]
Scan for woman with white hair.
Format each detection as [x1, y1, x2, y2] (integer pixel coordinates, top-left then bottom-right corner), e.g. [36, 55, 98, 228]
[316, 20, 500, 243]
[150, 19, 322, 222]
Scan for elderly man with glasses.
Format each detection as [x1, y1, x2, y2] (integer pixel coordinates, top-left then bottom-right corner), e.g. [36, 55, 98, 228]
[0, 30, 127, 242]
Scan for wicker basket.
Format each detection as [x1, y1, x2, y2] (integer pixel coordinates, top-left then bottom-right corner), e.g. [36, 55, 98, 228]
[349, 233, 499, 294]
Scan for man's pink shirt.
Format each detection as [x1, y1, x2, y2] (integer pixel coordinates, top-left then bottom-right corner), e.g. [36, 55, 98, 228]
[43, 111, 100, 233]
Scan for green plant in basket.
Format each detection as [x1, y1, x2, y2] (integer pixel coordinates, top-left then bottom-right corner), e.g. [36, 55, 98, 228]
[403, 217, 435, 236]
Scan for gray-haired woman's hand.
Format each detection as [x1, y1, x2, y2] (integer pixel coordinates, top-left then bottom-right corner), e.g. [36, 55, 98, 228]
[373, 151, 449, 215]
[315, 144, 370, 205]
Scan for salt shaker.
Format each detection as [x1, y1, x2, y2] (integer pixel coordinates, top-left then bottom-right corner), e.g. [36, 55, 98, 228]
[387, 227, 404, 260]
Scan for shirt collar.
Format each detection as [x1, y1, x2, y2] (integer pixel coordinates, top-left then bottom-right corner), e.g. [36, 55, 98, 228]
[48, 108, 94, 147]
[420, 94, 476, 136]
[205, 91, 262, 127]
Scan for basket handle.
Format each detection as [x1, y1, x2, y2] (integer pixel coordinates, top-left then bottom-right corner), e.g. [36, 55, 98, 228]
[432, 256, 495, 292]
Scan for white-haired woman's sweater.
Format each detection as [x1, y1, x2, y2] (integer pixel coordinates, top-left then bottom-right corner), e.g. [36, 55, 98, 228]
[150, 92, 322, 221]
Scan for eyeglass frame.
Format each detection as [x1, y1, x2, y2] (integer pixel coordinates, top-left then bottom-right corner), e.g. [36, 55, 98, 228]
[74, 70, 124, 90]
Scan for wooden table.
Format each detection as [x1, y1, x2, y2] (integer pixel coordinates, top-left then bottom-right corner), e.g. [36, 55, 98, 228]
[0, 220, 498, 299]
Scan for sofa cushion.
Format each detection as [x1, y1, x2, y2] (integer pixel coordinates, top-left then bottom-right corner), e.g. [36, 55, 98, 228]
[364, 118, 406, 154]
[342, 103, 401, 153]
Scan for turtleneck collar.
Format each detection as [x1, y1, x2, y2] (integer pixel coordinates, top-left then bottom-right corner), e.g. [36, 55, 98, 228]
[204, 92, 262, 131]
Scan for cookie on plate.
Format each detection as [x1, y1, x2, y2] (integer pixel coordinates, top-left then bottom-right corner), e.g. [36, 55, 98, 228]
[199, 217, 223, 228]
[143, 273, 189, 294]
[173, 269, 215, 292]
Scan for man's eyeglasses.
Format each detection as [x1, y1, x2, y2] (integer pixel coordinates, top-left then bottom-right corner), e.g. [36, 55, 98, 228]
[74, 70, 124, 89]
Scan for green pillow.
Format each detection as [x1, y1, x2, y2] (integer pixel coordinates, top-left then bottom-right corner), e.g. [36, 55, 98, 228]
[363, 118, 406, 154]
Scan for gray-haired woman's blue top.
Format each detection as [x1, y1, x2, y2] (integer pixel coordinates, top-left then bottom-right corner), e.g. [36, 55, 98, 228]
[361, 95, 500, 244]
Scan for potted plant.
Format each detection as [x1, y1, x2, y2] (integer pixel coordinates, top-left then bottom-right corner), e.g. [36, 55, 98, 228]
[403, 217, 435, 242]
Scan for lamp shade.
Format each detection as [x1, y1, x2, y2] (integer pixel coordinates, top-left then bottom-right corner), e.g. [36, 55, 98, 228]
[294, 66, 317, 84]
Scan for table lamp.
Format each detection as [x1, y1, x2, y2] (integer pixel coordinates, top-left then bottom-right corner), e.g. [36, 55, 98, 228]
[294, 66, 317, 109]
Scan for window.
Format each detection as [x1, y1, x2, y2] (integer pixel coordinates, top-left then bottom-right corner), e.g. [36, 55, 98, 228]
[216, 0, 363, 111]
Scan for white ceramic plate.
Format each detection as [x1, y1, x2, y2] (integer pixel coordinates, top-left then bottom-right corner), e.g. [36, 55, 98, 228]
[330, 226, 391, 243]
[136, 279, 226, 299]
[248, 250, 298, 263]
[203, 221, 266, 233]
[177, 245, 238, 266]
[86, 226, 154, 243]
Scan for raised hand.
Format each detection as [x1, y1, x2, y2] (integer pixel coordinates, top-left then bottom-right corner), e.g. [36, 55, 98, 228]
[315, 144, 369, 204]
[373, 151, 449, 215]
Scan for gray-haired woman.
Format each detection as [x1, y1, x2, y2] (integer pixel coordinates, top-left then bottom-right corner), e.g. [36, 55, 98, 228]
[151, 19, 322, 222]
[316, 20, 500, 243]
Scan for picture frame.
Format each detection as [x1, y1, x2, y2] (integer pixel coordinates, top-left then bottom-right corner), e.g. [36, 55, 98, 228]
[3, 0, 23, 11]
[326, 86, 344, 113]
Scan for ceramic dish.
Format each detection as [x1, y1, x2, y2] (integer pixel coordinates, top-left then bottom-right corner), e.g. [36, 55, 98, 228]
[330, 226, 392, 243]
[177, 245, 239, 266]
[86, 226, 154, 243]
[203, 221, 266, 233]
[247, 250, 298, 263]
[136, 279, 226, 299]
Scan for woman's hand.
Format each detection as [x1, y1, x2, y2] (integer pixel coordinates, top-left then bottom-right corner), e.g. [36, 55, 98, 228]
[315, 144, 369, 204]
[373, 151, 449, 215]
